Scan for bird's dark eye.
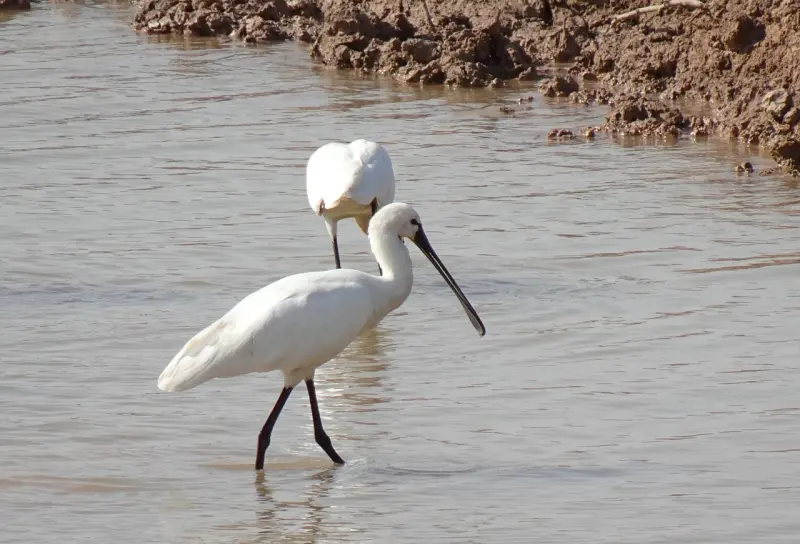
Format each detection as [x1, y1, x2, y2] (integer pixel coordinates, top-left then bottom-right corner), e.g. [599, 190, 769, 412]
[410, 218, 419, 226]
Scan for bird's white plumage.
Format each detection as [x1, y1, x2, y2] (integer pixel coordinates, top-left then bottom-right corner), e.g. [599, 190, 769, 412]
[306, 139, 395, 221]
[158, 203, 423, 394]
[158, 271, 389, 392]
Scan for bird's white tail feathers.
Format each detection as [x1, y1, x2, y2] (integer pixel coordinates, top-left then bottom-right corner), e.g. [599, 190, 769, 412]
[158, 319, 230, 393]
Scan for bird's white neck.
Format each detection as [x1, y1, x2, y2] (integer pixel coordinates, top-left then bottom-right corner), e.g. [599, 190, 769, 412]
[369, 231, 413, 310]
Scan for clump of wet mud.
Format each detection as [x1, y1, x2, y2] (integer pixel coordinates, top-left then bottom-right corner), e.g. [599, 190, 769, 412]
[0, 0, 30, 9]
[132, 0, 800, 175]
[603, 97, 688, 139]
[132, 0, 320, 43]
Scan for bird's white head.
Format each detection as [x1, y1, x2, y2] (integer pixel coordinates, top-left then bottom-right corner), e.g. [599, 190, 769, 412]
[368, 202, 422, 240]
[368, 201, 486, 337]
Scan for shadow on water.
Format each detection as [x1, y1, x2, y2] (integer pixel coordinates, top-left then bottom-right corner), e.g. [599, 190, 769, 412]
[0, 10, 25, 24]
[143, 33, 228, 51]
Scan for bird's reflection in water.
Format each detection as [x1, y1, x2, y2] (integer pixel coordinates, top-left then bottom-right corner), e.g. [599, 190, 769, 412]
[314, 326, 398, 428]
[249, 468, 364, 543]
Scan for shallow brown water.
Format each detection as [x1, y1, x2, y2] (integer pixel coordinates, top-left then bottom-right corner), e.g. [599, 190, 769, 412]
[2, 3, 800, 544]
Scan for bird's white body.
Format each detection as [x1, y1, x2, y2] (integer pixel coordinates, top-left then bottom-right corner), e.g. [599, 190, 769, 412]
[157, 202, 484, 467]
[158, 206, 419, 394]
[306, 139, 395, 235]
[158, 269, 410, 392]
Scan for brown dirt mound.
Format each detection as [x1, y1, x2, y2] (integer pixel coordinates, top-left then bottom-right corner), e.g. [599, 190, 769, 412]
[132, 0, 320, 42]
[132, 0, 800, 175]
[306, 0, 543, 86]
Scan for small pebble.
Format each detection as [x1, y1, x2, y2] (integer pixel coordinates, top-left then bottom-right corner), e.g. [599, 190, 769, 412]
[734, 161, 754, 174]
[517, 96, 534, 104]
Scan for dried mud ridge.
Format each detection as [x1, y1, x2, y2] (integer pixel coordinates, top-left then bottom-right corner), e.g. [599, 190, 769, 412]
[132, 0, 800, 175]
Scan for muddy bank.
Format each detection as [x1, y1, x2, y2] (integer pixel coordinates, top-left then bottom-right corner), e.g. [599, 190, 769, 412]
[132, 0, 800, 175]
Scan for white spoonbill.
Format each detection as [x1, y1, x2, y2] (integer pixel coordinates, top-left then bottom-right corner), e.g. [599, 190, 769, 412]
[157, 202, 485, 469]
[306, 139, 395, 270]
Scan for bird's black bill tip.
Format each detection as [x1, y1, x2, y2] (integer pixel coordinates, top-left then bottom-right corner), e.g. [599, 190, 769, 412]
[473, 317, 487, 337]
[412, 226, 486, 337]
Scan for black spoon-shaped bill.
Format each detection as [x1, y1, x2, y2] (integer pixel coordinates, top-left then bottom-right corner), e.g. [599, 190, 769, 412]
[411, 225, 486, 336]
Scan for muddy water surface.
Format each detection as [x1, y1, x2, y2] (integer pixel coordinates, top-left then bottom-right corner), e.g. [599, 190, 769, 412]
[2, 3, 800, 543]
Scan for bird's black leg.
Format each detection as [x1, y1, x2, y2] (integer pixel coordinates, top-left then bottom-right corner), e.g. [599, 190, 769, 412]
[371, 199, 382, 276]
[255, 386, 293, 470]
[306, 379, 345, 465]
[332, 236, 342, 269]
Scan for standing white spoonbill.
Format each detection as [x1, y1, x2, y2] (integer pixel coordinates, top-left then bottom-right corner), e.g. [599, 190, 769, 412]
[306, 139, 395, 270]
[157, 202, 485, 469]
